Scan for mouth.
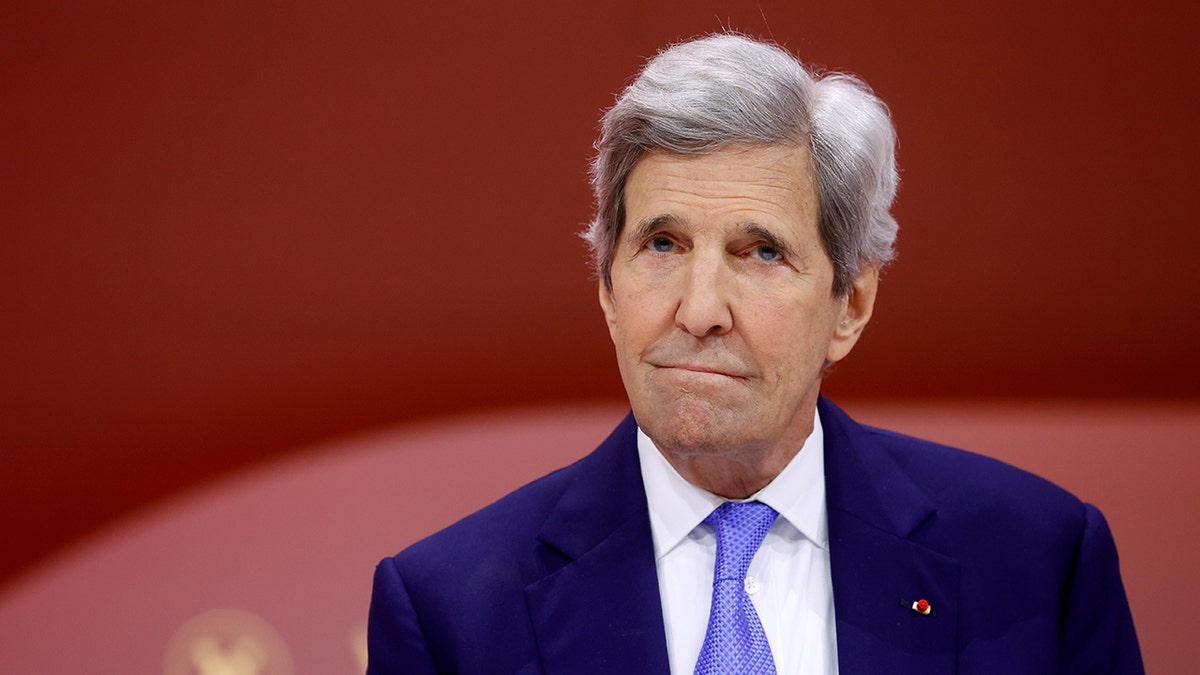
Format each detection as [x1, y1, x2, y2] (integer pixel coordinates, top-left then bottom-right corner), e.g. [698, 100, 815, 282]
[654, 363, 748, 379]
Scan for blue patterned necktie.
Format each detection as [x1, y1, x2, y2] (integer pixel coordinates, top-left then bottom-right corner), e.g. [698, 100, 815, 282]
[694, 500, 779, 675]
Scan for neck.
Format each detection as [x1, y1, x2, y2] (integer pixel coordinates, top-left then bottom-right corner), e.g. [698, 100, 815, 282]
[642, 398, 822, 499]
[661, 440, 803, 499]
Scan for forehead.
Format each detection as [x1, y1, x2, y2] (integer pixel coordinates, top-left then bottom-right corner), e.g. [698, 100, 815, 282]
[622, 144, 818, 238]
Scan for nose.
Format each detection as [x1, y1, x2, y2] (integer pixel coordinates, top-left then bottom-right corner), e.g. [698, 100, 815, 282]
[675, 251, 733, 338]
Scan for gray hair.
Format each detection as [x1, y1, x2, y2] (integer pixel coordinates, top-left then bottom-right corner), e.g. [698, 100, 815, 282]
[583, 33, 899, 296]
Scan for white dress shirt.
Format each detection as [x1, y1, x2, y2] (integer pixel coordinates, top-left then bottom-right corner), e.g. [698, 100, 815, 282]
[636, 409, 838, 675]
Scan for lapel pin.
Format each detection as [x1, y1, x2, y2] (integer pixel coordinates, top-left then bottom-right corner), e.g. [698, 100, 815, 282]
[900, 598, 934, 616]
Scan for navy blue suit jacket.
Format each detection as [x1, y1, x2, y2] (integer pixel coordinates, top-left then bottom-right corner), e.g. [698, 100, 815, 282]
[367, 398, 1142, 673]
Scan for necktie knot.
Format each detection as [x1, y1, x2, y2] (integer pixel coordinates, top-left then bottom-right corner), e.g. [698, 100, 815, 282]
[705, 501, 778, 583]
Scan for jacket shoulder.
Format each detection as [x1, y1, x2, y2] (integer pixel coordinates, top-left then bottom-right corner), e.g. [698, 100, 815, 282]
[382, 412, 640, 587]
[389, 454, 579, 576]
[864, 424, 1084, 516]
[858, 423, 1094, 574]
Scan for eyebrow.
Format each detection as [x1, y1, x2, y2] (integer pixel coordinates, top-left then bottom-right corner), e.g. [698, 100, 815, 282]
[627, 214, 680, 244]
[743, 223, 803, 261]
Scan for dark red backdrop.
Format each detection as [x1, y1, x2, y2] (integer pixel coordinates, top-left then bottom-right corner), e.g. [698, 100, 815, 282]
[3, 1, 1197, 586]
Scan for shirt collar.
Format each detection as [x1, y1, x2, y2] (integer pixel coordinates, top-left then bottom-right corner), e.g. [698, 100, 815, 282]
[636, 407, 829, 561]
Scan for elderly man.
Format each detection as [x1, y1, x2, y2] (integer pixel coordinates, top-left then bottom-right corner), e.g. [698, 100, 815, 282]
[367, 34, 1142, 674]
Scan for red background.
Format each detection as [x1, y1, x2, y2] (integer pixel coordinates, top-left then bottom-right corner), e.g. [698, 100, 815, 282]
[3, 0, 1197, 591]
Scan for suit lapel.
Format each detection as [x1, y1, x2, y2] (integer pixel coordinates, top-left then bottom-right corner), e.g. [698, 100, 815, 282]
[820, 398, 960, 675]
[525, 414, 671, 675]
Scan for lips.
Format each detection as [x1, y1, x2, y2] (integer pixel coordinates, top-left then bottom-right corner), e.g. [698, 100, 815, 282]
[643, 342, 753, 380]
[660, 363, 745, 378]
[647, 356, 754, 380]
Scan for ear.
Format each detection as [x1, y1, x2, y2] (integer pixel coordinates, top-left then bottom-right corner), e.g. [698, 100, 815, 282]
[826, 264, 879, 364]
[598, 279, 619, 341]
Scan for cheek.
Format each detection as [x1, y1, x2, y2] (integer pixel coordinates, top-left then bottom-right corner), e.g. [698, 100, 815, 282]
[613, 284, 671, 333]
[751, 302, 837, 374]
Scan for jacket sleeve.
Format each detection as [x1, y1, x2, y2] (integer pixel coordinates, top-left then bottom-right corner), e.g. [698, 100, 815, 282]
[367, 557, 440, 675]
[1058, 504, 1144, 674]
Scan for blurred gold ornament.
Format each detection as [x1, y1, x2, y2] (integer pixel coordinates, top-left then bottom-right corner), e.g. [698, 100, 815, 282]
[163, 608, 294, 675]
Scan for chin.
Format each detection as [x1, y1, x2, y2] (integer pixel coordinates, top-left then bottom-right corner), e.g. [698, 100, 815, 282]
[637, 397, 754, 457]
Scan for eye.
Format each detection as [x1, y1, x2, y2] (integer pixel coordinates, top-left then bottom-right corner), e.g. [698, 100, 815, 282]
[647, 236, 675, 253]
[752, 244, 782, 262]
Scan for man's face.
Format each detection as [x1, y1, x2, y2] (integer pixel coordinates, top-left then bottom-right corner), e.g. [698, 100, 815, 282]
[599, 144, 875, 464]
